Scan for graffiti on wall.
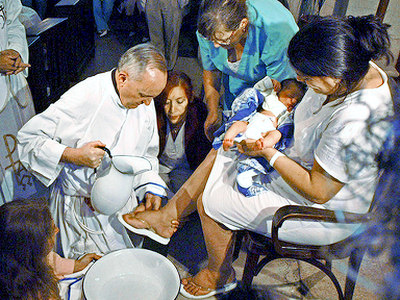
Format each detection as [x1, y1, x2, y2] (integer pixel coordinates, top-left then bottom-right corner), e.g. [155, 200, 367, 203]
[3, 134, 34, 191]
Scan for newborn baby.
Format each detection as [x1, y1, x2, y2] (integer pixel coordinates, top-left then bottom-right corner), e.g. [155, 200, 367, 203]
[223, 77, 306, 151]
[212, 76, 307, 197]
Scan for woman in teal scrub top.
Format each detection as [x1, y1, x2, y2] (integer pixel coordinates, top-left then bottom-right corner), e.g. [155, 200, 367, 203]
[197, 0, 298, 140]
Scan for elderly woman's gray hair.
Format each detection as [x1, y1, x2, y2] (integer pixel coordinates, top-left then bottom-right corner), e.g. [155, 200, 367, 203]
[197, 0, 248, 40]
[118, 43, 167, 80]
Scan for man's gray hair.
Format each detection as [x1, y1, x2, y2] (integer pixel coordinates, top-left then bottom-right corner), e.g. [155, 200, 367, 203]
[118, 43, 167, 80]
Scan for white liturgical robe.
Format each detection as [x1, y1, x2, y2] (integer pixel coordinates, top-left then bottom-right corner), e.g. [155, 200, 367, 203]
[18, 70, 168, 258]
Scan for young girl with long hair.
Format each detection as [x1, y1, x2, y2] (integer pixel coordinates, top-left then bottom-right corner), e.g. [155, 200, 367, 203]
[0, 199, 100, 300]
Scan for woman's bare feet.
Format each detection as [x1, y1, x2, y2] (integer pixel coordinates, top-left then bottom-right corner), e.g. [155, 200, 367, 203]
[222, 138, 234, 151]
[122, 209, 178, 239]
[181, 267, 236, 297]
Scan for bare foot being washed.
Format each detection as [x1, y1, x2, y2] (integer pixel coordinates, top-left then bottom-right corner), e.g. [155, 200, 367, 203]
[122, 209, 178, 239]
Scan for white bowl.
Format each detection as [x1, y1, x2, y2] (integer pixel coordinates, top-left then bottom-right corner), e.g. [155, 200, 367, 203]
[83, 249, 180, 300]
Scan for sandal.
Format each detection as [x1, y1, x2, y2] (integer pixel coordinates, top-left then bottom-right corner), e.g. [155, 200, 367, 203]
[117, 212, 170, 245]
[180, 277, 237, 299]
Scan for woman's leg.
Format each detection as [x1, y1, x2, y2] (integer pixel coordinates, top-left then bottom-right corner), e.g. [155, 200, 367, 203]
[123, 149, 218, 238]
[181, 194, 236, 296]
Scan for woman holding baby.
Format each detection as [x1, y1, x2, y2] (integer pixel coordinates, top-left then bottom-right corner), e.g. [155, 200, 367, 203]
[122, 14, 394, 299]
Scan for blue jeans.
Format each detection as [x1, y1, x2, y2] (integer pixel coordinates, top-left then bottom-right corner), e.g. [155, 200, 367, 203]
[93, 0, 115, 31]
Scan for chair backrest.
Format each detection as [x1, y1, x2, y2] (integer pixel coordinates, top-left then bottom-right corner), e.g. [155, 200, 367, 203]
[270, 165, 392, 259]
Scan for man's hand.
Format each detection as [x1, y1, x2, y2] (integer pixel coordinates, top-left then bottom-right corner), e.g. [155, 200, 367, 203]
[133, 193, 163, 214]
[61, 141, 107, 168]
[74, 253, 102, 272]
[144, 193, 162, 210]
[0, 49, 30, 75]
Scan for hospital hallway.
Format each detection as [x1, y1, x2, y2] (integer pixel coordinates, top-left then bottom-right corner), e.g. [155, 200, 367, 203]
[63, 1, 399, 299]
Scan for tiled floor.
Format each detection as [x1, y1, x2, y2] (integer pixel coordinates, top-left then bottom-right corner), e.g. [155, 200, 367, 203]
[167, 213, 391, 300]
[80, 2, 398, 298]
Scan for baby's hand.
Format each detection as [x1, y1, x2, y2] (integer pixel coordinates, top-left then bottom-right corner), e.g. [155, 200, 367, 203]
[74, 253, 102, 272]
[271, 79, 281, 92]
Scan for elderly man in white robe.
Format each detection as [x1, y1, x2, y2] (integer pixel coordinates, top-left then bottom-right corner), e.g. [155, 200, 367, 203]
[17, 44, 169, 258]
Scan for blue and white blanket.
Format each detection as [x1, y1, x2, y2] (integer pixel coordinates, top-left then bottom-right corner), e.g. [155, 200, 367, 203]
[212, 88, 295, 197]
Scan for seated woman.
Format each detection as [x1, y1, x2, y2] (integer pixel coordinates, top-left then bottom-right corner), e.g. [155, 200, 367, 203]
[121, 15, 394, 298]
[155, 71, 212, 194]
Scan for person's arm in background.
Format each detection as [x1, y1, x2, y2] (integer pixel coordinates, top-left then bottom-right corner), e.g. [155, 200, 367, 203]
[196, 31, 224, 141]
[261, 38, 296, 82]
[187, 98, 213, 168]
[1, 0, 30, 75]
[48, 251, 101, 278]
[203, 69, 222, 141]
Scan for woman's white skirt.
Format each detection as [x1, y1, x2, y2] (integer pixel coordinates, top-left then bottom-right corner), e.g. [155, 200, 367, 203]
[202, 149, 361, 246]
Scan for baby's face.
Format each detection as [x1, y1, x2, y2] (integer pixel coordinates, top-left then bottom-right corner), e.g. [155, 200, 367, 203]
[278, 89, 298, 112]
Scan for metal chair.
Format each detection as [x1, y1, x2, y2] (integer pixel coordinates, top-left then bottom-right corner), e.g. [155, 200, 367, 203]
[241, 170, 392, 299]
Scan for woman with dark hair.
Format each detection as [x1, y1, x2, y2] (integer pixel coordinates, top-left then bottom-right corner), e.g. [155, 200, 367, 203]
[197, 0, 298, 140]
[0, 199, 100, 300]
[122, 15, 393, 298]
[155, 71, 212, 194]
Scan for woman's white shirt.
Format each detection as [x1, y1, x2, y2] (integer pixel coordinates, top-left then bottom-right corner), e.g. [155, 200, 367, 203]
[269, 62, 393, 213]
[159, 122, 191, 174]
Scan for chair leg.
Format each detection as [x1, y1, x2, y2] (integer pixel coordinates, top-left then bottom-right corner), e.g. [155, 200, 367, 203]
[325, 259, 332, 271]
[344, 249, 366, 300]
[233, 231, 245, 262]
[242, 251, 260, 288]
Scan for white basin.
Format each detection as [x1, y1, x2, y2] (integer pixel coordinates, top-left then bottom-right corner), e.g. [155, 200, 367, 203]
[83, 248, 180, 300]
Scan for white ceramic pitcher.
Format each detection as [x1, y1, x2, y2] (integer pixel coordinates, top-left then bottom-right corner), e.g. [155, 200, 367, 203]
[90, 154, 152, 215]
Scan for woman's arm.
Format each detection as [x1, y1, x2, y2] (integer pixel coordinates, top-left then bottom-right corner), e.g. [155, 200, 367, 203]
[238, 146, 344, 203]
[203, 69, 222, 140]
